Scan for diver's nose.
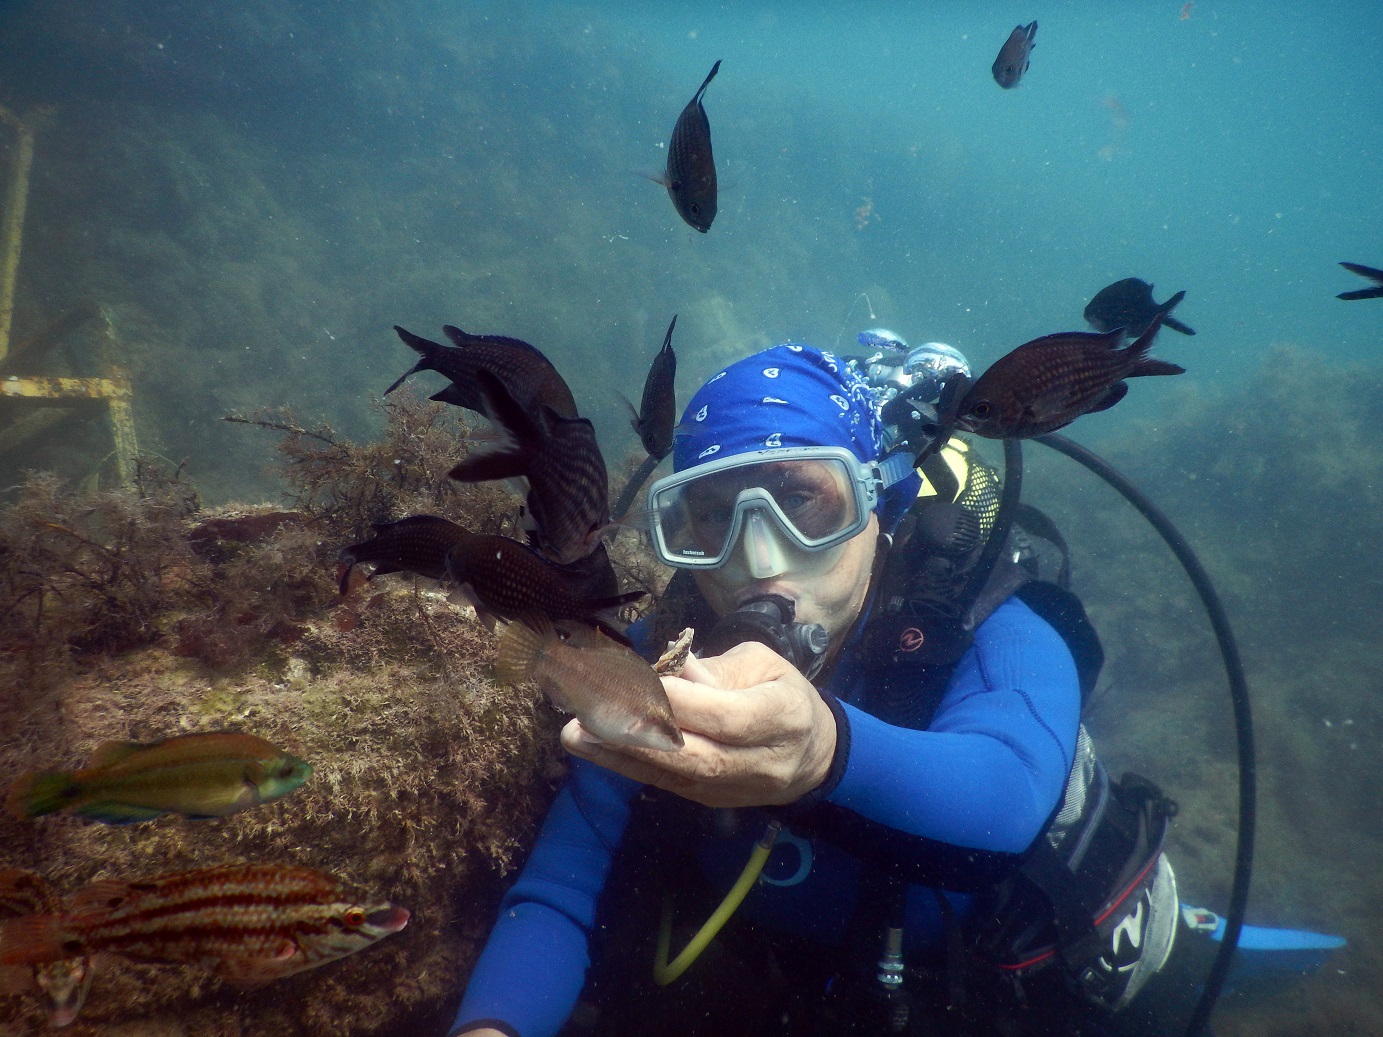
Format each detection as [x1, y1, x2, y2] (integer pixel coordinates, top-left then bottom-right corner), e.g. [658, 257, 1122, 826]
[740, 509, 790, 580]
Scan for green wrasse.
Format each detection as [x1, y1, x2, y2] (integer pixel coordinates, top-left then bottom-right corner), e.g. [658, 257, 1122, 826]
[496, 618, 683, 752]
[0, 869, 94, 1028]
[6, 732, 312, 825]
[0, 864, 408, 985]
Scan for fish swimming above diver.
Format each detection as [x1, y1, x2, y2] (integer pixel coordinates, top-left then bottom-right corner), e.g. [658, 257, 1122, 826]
[0, 870, 94, 1028]
[449, 370, 611, 565]
[0, 864, 408, 985]
[1084, 277, 1197, 336]
[6, 732, 311, 826]
[992, 22, 1037, 89]
[1336, 262, 1383, 300]
[386, 325, 579, 419]
[495, 618, 683, 752]
[443, 530, 644, 641]
[955, 311, 1184, 439]
[624, 314, 678, 460]
[656, 60, 721, 232]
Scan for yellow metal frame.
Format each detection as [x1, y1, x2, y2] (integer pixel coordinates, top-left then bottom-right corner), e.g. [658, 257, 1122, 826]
[0, 104, 137, 488]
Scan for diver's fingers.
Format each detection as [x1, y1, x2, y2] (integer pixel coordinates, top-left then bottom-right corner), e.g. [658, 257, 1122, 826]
[661, 668, 816, 747]
[683, 641, 796, 690]
[561, 719, 699, 790]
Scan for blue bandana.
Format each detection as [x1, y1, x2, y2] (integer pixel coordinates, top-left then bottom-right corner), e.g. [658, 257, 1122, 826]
[674, 344, 920, 532]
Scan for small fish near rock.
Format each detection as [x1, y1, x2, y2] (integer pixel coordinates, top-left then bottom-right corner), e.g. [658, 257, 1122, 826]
[496, 618, 683, 752]
[955, 311, 1184, 439]
[656, 60, 722, 232]
[992, 22, 1037, 89]
[6, 732, 311, 826]
[0, 864, 407, 986]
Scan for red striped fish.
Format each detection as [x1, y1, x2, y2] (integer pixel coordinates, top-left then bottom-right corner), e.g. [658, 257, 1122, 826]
[0, 864, 408, 985]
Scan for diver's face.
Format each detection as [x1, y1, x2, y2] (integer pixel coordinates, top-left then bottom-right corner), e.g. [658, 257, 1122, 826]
[693, 512, 880, 652]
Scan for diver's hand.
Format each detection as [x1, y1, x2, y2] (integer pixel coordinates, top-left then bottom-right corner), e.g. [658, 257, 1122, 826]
[560, 641, 837, 809]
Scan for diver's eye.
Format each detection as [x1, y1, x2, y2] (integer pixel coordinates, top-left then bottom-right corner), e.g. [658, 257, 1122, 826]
[343, 908, 366, 928]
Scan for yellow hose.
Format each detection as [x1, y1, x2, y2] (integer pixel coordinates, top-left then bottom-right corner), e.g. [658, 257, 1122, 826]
[654, 820, 782, 986]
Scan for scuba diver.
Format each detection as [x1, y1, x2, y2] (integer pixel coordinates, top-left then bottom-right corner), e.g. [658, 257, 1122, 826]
[447, 336, 1188, 1037]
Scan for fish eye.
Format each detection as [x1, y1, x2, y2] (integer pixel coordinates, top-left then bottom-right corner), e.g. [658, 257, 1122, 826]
[279, 763, 298, 779]
[971, 401, 993, 418]
[343, 908, 366, 927]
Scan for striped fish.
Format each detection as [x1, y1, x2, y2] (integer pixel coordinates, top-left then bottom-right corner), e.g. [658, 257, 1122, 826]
[0, 869, 95, 1028]
[0, 864, 408, 985]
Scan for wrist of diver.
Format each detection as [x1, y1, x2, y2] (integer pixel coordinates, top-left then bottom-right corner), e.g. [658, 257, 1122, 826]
[784, 689, 852, 814]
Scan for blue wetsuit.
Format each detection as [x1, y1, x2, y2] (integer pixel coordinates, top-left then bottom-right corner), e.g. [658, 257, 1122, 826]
[451, 595, 1080, 1037]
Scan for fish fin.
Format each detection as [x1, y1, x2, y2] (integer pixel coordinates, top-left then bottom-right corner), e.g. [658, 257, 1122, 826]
[1340, 261, 1383, 283]
[70, 880, 134, 916]
[588, 589, 649, 613]
[1162, 317, 1197, 335]
[661, 314, 678, 354]
[637, 170, 671, 188]
[428, 383, 469, 407]
[86, 740, 146, 769]
[383, 361, 423, 396]
[211, 940, 302, 987]
[1128, 359, 1185, 378]
[617, 391, 641, 429]
[6, 772, 79, 820]
[691, 60, 722, 107]
[336, 561, 359, 596]
[440, 326, 545, 355]
[448, 449, 529, 484]
[0, 915, 68, 965]
[1087, 382, 1129, 413]
[1337, 287, 1383, 301]
[494, 620, 553, 685]
[71, 802, 167, 826]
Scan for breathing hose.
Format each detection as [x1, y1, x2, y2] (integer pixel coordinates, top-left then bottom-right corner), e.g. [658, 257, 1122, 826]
[654, 821, 782, 986]
[1035, 433, 1255, 1037]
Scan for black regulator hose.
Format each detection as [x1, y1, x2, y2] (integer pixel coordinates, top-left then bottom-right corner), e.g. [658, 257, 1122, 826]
[1035, 433, 1255, 1037]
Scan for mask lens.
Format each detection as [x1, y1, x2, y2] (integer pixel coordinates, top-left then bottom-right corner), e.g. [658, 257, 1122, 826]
[650, 454, 868, 567]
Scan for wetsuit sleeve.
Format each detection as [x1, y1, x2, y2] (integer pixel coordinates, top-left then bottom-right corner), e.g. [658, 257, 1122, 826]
[826, 597, 1079, 856]
[450, 760, 641, 1037]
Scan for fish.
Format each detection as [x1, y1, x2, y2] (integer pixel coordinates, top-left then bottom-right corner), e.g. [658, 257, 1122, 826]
[386, 324, 578, 419]
[1336, 262, 1383, 301]
[624, 315, 678, 460]
[442, 530, 644, 640]
[449, 370, 611, 565]
[1084, 278, 1197, 336]
[0, 870, 94, 1028]
[5, 732, 311, 826]
[337, 515, 473, 593]
[495, 618, 683, 752]
[992, 22, 1037, 89]
[660, 60, 721, 232]
[0, 864, 408, 985]
[955, 312, 1184, 439]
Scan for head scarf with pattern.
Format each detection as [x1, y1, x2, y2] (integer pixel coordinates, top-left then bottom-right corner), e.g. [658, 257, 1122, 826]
[674, 344, 920, 532]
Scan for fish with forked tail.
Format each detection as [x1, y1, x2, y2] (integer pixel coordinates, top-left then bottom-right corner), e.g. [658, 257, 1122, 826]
[955, 312, 1184, 439]
[496, 618, 683, 752]
[1337, 262, 1383, 300]
[448, 370, 611, 565]
[993, 22, 1037, 89]
[0, 864, 407, 985]
[6, 732, 311, 826]
[657, 61, 721, 232]
[386, 324, 578, 419]
[624, 314, 678, 460]
[1084, 277, 1196, 336]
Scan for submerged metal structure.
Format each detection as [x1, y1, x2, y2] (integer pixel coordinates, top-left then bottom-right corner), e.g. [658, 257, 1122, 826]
[0, 104, 137, 488]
